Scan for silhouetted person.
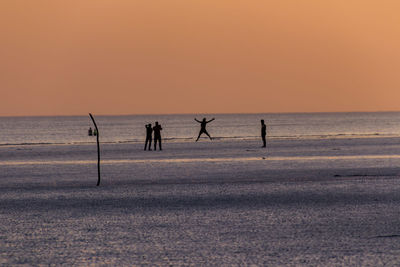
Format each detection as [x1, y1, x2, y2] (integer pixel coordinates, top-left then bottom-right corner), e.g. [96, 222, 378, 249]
[195, 117, 215, 141]
[261, 119, 266, 147]
[88, 127, 93, 136]
[144, 124, 152, 150]
[153, 121, 162, 150]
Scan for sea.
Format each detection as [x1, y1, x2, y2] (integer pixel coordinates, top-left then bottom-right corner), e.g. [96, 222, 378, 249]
[0, 112, 399, 146]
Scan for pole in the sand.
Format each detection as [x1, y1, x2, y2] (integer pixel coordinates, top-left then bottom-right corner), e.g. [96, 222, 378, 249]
[89, 113, 101, 186]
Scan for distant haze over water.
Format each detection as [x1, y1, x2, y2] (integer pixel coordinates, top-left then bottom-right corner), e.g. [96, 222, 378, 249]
[0, 112, 400, 146]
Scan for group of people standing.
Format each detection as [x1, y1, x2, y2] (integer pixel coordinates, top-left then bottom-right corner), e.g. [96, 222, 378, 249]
[88, 127, 97, 136]
[144, 118, 268, 150]
[144, 121, 163, 151]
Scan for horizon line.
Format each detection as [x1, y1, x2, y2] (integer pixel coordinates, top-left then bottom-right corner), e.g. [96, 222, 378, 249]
[0, 110, 400, 118]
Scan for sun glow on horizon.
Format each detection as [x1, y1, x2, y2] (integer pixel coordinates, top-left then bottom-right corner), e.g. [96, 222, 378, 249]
[1, 1, 400, 116]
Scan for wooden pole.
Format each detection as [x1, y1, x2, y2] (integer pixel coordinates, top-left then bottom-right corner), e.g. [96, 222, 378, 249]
[89, 113, 101, 186]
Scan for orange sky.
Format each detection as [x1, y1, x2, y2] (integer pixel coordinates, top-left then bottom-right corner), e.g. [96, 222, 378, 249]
[1, 1, 400, 116]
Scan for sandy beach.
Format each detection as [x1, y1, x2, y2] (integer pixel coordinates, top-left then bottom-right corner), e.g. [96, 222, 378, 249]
[2, 0, 400, 264]
[1, 137, 400, 265]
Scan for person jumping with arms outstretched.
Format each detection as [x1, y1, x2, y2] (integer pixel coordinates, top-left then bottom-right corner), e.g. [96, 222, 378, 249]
[195, 117, 215, 141]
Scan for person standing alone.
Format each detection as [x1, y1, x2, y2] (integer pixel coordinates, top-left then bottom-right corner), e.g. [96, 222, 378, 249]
[153, 121, 163, 151]
[261, 119, 267, 148]
[144, 124, 152, 150]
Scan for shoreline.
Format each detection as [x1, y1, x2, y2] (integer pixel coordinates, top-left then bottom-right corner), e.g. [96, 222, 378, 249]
[1, 133, 400, 148]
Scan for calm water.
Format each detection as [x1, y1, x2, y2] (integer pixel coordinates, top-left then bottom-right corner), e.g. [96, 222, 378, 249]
[0, 112, 399, 146]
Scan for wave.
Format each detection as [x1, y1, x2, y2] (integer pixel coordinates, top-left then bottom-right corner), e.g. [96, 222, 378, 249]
[0, 142, 65, 146]
[0, 133, 399, 147]
[272, 133, 387, 140]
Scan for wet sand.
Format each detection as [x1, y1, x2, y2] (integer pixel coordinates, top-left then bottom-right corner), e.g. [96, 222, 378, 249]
[1, 137, 400, 265]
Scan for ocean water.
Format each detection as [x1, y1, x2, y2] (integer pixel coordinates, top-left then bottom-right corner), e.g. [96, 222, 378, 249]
[0, 112, 399, 146]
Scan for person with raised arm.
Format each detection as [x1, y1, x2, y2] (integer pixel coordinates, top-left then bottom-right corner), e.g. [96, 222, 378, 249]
[153, 121, 163, 150]
[194, 117, 215, 141]
[144, 124, 153, 150]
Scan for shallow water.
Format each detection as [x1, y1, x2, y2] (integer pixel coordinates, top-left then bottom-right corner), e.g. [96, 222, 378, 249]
[1, 112, 400, 146]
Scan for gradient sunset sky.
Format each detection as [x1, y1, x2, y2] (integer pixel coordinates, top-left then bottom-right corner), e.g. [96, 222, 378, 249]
[1, 1, 399, 116]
